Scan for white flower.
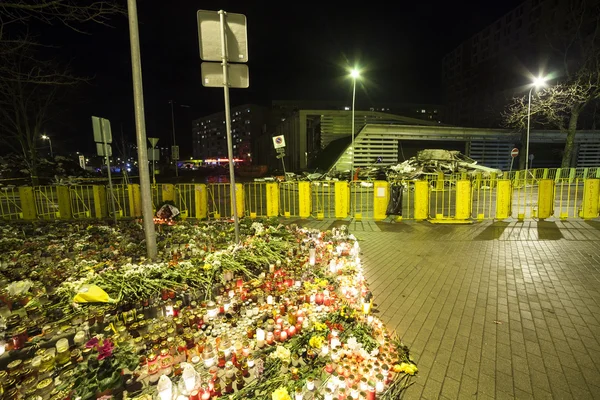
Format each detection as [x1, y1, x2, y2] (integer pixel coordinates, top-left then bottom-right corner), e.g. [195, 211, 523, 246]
[269, 345, 291, 362]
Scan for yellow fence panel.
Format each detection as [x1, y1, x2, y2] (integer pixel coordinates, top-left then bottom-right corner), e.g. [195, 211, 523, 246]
[455, 180, 471, 220]
[335, 181, 349, 219]
[0, 187, 23, 220]
[495, 180, 512, 220]
[69, 185, 94, 219]
[554, 177, 584, 219]
[373, 181, 389, 221]
[280, 181, 299, 218]
[34, 186, 60, 219]
[582, 179, 600, 219]
[244, 182, 268, 218]
[349, 181, 373, 220]
[207, 183, 244, 219]
[414, 181, 429, 220]
[428, 178, 456, 220]
[538, 179, 555, 219]
[471, 174, 497, 220]
[312, 181, 335, 220]
[174, 184, 196, 219]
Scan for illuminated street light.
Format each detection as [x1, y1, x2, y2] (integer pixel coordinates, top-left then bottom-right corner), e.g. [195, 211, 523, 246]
[41, 134, 53, 158]
[350, 68, 360, 180]
[525, 75, 548, 178]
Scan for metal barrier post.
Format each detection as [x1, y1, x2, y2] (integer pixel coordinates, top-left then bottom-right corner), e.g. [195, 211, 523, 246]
[19, 187, 37, 220]
[162, 184, 175, 202]
[414, 181, 429, 220]
[194, 184, 207, 219]
[235, 183, 244, 218]
[538, 179, 555, 219]
[298, 182, 311, 218]
[373, 181, 389, 221]
[128, 184, 142, 217]
[335, 181, 349, 219]
[93, 186, 108, 218]
[582, 179, 600, 219]
[57, 187, 73, 219]
[266, 182, 279, 217]
[455, 180, 471, 220]
[496, 180, 512, 220]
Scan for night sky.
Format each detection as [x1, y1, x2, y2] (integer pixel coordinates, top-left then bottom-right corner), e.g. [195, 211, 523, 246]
[42, 0, 525, 158]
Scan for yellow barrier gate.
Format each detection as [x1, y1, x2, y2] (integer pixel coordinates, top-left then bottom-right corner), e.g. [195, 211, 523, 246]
[554, 176, 584, 219]
[582, 179, 600, 219]
[350, 181, 373, 220]
[471, 173, 498, 220]
[373, 181, 388, 221]
[207, 183, 244, 219]
[0, 187, 23, 220]
[69, 185, 94, 218]
[495, 180, 512, 220]
[280, 181, 299, 218]
[34, 186, 60, 219]
[429, 178, 456, 220]
[311, 181, 335, 220]
[245, 182, 265, 218]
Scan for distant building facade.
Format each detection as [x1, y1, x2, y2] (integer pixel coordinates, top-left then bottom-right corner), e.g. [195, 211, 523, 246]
[191, 104, 268, 163]
[442, 0, 600, 127]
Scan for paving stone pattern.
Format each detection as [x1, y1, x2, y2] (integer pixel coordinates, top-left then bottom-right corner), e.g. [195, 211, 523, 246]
[292, 219, 600, 400]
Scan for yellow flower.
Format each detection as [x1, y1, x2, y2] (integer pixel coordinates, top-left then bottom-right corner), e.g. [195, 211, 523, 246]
[309, 335, 325, 349]
[395, 362, 418, 375]
[203, 264, 212, 271]
[272, 387, 292, 400]
[314, 322, 327, 331]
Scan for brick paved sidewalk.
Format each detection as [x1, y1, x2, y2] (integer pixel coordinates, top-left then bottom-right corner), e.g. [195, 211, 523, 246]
[292, 218, 600, 400]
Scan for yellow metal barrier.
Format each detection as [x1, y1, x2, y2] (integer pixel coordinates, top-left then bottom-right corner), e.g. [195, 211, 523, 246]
[92, 185, 107, 219]
[496, 180, 512, 220]
[537, 179, 555, 219]
[0, 187, 23, 220]
[174, 184, 195, 219]
[207, 183, 244, 219]
[429, 178, 456, 220]
[414, 181, 429, 220]
[512, 171, 534, 220]
[582, 179, 600, 219]
[555, 177, 583, 219]
[34, 186, 60, 219]
[266, 182, 279, 217]
[19, 187, 36, 220]
[69, 185, 94, 219]
[471, 173, 497, 220]
[244, 182, 268, 218]
[126, 184, 142, 218]
[455, 180, 471, 220]
[279, 181, 299, 218]
[373, 181, 389, 221]
[335, 181, 349, 219]
[195, 184, 207, 219]
[311, 181, 336, 220]
[349, 181, 373, 220]
[162, 184, 175, 202]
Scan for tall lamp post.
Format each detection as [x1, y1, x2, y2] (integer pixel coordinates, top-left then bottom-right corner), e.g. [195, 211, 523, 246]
[350, 68, 360, 180]
[525, 76, 547, 179]
[41, 135, 53, 158]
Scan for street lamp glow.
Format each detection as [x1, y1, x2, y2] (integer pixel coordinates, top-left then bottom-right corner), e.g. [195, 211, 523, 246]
[525, 75, 549, 177]
[350, 69, 360, 79]
[532, 76, 547, 89]
[41, 135, 53, 158]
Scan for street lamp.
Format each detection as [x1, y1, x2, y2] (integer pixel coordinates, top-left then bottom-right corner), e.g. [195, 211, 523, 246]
[41, 135, 53, 158]
[350, 68, 360, 180]
[168, 100, 190, 177]
[525, 76, 547, 178]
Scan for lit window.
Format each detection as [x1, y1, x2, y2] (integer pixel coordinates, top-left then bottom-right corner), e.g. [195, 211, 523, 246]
[421, 109, 426, 113]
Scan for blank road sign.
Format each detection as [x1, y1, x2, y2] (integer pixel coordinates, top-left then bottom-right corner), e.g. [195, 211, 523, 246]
[92, 116, 112, 144]
[201, 62, 249, 88]
[96, 143, 112, 157]
[197, 10, 248, 62]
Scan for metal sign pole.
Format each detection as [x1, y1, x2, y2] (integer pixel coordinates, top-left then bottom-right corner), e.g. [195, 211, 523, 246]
[219, 10, 240, 243]
[101, 126, 118, 224]
[169, 100, 179, 177]
[126, 0, 157, 259]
